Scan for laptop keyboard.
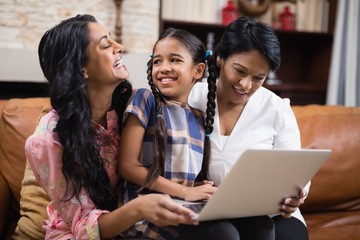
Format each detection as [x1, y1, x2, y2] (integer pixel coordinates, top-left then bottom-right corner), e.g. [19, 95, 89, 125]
[183, 203, 206, 213]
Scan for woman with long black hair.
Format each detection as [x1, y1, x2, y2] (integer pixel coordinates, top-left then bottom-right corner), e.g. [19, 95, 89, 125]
[26, 14, 197, 239]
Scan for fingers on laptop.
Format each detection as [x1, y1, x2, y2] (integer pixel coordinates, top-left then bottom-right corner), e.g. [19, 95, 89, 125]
[194, 180, 214, 186]
[280, 194, 306, 218]
[159, 195, 199, 225]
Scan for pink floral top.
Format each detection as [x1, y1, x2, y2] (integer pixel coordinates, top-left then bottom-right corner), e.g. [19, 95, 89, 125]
[26, 109, 120, 240]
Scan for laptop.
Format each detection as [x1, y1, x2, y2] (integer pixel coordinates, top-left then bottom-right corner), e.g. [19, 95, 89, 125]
[174, 148, 331, 221]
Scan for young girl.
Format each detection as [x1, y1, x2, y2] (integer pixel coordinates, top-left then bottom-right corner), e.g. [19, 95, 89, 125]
[118, 28, 217, 239]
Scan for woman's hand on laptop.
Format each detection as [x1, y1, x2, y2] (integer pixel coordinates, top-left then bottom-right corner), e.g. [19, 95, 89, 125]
[280, 188, 308, 218]
[182, 181, 217, 202]
[136, 194, 199, 226]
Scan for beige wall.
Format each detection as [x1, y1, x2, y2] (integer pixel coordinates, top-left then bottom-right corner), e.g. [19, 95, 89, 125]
[0, 47, 150, 89]
[0, 0, 159, 53]
[0, 0, 159, 88]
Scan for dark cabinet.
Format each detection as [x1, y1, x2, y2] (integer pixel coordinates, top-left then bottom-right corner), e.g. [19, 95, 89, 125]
[159, 0, 338, 105]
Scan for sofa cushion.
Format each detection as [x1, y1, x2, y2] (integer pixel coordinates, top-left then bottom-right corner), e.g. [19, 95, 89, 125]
[0, 171, 11, 237]
[305, 210, 360, 240]
[12, 161, 50, 239]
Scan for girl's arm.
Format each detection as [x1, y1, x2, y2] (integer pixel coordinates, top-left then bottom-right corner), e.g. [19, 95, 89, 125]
[118, 114, 216, 201]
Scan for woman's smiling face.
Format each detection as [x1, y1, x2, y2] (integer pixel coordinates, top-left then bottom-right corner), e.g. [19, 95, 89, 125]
[217, 50, 270, 106]
[82, 22, 129, 90]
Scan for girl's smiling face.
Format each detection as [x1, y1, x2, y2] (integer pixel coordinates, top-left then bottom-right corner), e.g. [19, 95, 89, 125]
[151, 37, 205, 103]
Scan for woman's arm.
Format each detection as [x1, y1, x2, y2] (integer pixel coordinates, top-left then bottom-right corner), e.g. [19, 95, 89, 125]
[26, 133, 109, 239]
[118, 114, 216, 201]
[26, 118, 198, 239]
[98, 194, 197, 239]
[274, 99, 310, 217]
[274, 99, 301, 149]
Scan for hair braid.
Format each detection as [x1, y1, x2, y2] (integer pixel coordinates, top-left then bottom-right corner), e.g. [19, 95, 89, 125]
[142, 59, 167, 189]
[199, 53, 217, 180]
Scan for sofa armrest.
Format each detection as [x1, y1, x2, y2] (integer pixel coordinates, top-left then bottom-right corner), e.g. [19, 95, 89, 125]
[0, 100, 10, 238]
[0, 97, 50, 238]
[0, 172, 11, 238]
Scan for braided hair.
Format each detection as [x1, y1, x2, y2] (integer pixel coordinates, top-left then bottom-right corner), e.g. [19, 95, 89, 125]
[200, 51, 217, 180]
[144, 28, 217, 187]
[145, 59, 168, 187]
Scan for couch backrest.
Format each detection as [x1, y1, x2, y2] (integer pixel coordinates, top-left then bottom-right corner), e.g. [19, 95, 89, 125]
[1, 99, 360, 227]
[293, 105, 360, 212]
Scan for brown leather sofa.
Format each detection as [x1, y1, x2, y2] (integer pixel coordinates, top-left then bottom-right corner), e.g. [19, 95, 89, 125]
[1, 98, 360, 239]
[292, 105, 360, 239]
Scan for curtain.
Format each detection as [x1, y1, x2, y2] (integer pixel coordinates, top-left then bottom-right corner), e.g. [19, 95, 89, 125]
[326, 0, 360, 106]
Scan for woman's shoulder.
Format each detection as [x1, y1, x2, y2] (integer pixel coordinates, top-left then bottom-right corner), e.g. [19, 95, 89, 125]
[249, 87, 293, 118]
[257, 87, 291, 108]
[188, 82, 208, 111]
[27, 109, 60, 144]
[36, 109, 58, 132]
[25, 110, 62, 166]
[190, 82, 208, 96]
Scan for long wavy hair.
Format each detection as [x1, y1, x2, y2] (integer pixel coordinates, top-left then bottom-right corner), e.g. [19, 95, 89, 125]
[144, 28, 217, 187]
[215, 16, 281, 72]
[38, 14, 131, 211]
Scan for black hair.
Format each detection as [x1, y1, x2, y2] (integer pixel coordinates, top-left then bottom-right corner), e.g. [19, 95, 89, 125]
[144, 28, 217, 186]
[216, 16, 281, 72]
[38, 14, 131, 211]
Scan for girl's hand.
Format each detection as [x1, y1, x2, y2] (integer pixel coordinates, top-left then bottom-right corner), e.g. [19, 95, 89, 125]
[280, 188, 307, 218]
[183, 182, 217, 202]
[138, 194, 199, 226]
[194, 180, 215, 187]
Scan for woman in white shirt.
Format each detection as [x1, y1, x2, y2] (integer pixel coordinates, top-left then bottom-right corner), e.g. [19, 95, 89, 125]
[185, 17, 309, 240]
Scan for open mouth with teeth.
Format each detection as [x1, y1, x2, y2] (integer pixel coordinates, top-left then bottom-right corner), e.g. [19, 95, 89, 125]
[114, 58, 123, 68]
[159, 77, 176, 83]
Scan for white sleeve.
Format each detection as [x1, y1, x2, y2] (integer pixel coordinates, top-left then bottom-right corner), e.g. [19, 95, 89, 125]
[274, 98, 301, 149]
[188, 82, 208, 112]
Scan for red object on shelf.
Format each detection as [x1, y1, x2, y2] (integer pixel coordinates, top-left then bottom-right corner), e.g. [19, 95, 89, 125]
[222, 0, 237, 26]
[279, 6, 295, 31]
